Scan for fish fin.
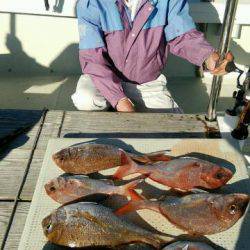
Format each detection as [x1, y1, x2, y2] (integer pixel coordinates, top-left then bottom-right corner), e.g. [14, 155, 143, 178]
[128, 153, 151, 164]
[115, 200, 159, 216]
[128, 190, 145, 201]
[129, 151, 173, 164]
[113, 154, 138, 180]
[119, 179, 144, 200]
[145, 151, 173, 163]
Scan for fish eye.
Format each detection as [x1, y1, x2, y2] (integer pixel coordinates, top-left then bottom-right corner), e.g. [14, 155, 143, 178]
[46, 223, 53, 233]
[229, 204, 237, 214]
[215, 172, 224, 179]
[50, 186, 56, 192]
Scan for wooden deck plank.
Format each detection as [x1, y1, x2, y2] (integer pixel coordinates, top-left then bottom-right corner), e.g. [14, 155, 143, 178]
[20, 111, 64, 201]
[0, 110, 44, 200]
[0, 110, 41, 140]
[0, 158, 28, 200]
[0, 109, 42, 150]
[0, 150, 32, 200]
[1, 123, 41, 151]
[61, 112, 220, 138]
[0, 110, 42, 124]
[35, 111, 64, 150]
[19, 151, 46, 201]
[0, 202, 13, 246]
[0, 124, 42, 199]
[3, 202, 30, 250]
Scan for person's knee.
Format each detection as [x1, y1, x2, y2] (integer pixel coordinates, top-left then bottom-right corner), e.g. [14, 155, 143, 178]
[72, 75, 108, 111]
[71, 92, 97, 111]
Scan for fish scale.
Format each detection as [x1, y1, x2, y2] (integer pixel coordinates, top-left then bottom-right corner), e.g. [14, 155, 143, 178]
[45, 174, 142, 204]
[52, 143, 172, 174]
[42, 202, 174, 248]
[114, 157, 233, 191]
[115, 193, 250, 235]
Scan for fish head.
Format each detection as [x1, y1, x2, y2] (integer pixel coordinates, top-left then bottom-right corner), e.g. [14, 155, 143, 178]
[44, 177, 67, 202]
[42, 208, 66, 243]
[52, 148, 68, 166]
[52, 147, 76, 167]
[211, 194, 249, 226]
[198, 161, 233, 189]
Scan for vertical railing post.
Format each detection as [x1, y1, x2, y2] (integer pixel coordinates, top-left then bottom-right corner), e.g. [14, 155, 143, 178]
[206, 0, 239, 121]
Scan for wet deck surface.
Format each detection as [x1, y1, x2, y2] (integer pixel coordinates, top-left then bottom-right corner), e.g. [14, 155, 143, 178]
[0, 109, 221, 249]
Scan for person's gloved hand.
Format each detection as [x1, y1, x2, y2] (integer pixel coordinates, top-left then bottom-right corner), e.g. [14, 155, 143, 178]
[116, 97, 135, 112]
[205, 51, 234, 76]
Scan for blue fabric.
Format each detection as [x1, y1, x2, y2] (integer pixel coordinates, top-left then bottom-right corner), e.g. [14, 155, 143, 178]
[77, 0, 196, 49]
[77, 0, 105, 49]
[164, 0, 196, 41]
[77, 0, 124, 49]
[143, 0, 167, 29]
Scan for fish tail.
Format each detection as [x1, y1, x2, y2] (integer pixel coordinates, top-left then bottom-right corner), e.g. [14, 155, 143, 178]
[115, 200, 159, 216]
[113, 153, 138, 179]
[118, 179, 145, 201]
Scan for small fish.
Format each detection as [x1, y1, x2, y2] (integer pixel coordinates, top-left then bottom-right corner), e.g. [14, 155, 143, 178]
[114, 157, 233, 191]
[52, 143, 172, 174]
[115, 193, 249, 235]
[162, 241, 215, 250]
[45, 174, 143, 204]
[42, 202, 174, 249]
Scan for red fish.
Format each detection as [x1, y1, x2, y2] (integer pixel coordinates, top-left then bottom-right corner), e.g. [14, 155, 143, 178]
[45, 174, 142, 204]
[52, 143, 172, 174]
[115, 193, 250, 235]
[113, 157, 233, 191]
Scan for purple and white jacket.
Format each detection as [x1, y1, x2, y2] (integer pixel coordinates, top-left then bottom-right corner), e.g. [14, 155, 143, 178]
[77, 0, 215, 107]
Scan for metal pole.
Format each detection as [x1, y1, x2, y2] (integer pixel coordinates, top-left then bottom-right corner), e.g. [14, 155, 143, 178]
[206, 0, 239, 121]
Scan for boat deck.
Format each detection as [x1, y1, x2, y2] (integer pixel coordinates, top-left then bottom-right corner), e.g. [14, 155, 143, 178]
[0, 109, 245, 249]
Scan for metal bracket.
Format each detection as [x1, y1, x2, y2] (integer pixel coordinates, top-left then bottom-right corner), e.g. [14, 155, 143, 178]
[44, 0, 50, 10]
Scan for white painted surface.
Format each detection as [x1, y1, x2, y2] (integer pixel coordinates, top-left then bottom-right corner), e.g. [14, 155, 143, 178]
[0, 0, 250, 24]
[0, 0, 77, 18]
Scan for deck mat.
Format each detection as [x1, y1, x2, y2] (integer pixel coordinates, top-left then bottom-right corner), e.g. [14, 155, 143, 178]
[19, 138, 250, 250]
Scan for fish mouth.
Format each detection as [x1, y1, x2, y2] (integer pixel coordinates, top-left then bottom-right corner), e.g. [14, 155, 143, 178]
[222, 167, 233, 181]
[236, 194, 250, 209]
[215, 167, 234, 186]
